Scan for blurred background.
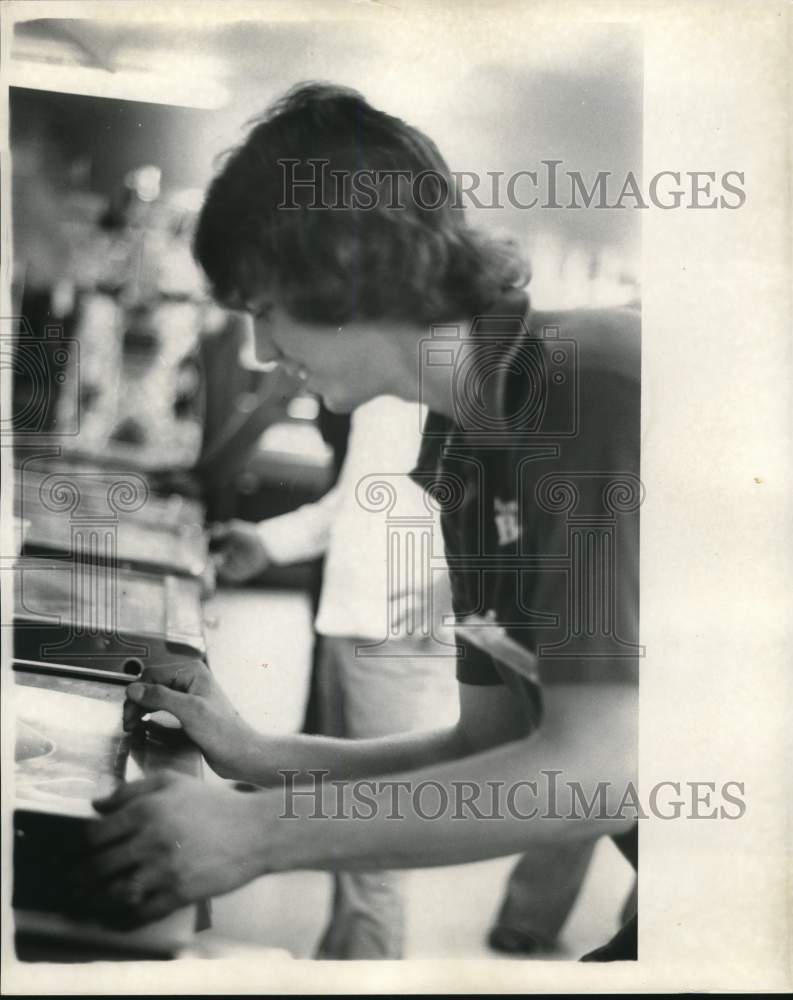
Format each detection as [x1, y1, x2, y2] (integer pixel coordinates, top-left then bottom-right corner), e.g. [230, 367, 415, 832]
[9, 12, 641, 510]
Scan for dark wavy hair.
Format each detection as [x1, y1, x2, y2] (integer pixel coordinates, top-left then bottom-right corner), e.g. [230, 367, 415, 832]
[193, 83, 527, 325]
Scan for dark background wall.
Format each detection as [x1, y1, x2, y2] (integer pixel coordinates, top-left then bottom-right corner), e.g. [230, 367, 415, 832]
[10, 86, 222, 197]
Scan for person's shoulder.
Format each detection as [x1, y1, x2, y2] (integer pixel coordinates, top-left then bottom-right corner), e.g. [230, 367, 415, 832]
[530, 303, 640, 339]
[530, 304, 641, 381]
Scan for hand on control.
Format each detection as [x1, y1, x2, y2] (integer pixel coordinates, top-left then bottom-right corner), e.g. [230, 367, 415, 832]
[208, 519, 271, 584]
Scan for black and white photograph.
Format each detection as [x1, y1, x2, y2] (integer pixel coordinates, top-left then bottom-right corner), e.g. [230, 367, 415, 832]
[1, 0, 789, 994]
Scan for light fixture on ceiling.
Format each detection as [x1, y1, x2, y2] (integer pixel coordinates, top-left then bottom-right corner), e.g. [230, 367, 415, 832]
[8, 59, 230, 110]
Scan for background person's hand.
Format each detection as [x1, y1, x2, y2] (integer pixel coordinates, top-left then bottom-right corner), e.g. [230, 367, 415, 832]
[124, 659, 263, 780]
[208, 519, 271, 584]
[387, 565, 454, 640]
[76, 774, 269, 927]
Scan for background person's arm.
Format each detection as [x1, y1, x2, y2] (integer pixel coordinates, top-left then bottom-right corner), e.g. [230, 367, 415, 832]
[254, 483, 341, 564]
[210, 486, 341, 582]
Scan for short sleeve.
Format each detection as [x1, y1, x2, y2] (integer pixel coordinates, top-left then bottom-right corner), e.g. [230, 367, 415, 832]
[454, 636, 504, 685]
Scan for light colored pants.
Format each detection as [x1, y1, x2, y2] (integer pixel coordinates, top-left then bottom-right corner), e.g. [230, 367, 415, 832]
[313, 634, 458, 960]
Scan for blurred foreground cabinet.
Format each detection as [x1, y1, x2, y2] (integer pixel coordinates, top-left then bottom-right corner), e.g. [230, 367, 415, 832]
[14, 461, 208, 580]
[13, 662, 203, 961]
[12, 556, 206, 674]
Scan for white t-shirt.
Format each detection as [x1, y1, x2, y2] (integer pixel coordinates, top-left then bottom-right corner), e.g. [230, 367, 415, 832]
[257, 395, 451, 641]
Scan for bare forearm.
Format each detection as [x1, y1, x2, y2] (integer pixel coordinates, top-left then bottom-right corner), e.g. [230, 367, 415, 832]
[231, 673, 533, 788]
[246, 683, 638, 873]
[233, 724, 467, 787]
[254, 729, 635, 873]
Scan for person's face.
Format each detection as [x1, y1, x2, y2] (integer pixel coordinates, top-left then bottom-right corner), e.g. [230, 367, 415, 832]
[247, 297, 390, 413]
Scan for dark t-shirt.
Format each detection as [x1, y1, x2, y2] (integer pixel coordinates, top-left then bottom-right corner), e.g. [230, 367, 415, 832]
[411, 290, 641, 694]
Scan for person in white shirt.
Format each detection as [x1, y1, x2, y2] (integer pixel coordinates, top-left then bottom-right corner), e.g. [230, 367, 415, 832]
[211, 394, 459, 959]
